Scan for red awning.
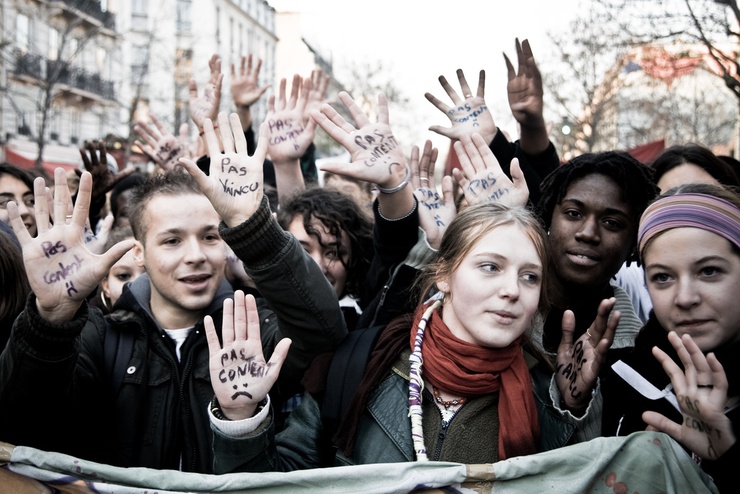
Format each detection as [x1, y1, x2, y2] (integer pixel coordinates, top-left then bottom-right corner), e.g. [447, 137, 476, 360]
[627, 139, 665, 164]
[3, 140, 81, 176]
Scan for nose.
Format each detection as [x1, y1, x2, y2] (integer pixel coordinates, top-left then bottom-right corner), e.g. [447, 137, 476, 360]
[183, 238, 207, 264]
[308, 251, 328, 275]
[16, 199, 31, 218]
[674, 277, 700, 309]
[498, 272, 520, 301]
[574, 216, 600, 244]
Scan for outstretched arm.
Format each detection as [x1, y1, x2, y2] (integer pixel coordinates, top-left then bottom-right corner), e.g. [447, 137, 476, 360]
[231, 54, 271, 132]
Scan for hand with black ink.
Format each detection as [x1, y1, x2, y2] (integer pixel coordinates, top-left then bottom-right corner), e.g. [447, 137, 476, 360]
[312, 92, 414, 218]
[189, 54, 224, 134]
[178, 112, 268, 227]
[409, 140, 455, 250]
[452, 133, 529, 208]
[7, 168, 135, 324]
[504, 38, 549, 155]
[556, 297, 619, 410]
[135, 114, 191, 172]
[643, 332, 736, 461]
[425, 69, 497, 146]
[266, 75, 318, 165]
[205, 291, 291, 420]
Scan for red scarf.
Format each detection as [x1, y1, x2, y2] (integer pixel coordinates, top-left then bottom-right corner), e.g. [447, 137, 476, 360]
[410, 305, 540, 459]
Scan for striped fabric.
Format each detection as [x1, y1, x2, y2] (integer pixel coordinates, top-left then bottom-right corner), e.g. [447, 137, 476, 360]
[638, 193, 740, 259]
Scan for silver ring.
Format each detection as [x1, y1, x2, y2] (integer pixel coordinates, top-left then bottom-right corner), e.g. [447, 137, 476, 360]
[697, 384, 714, 389]
[463, 94, 473, 98]
[586, 330, 593, 340]
[420, 177, 429, 182]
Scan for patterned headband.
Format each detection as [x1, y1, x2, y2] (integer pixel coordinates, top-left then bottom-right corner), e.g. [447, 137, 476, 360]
[638, 193, 740, 260]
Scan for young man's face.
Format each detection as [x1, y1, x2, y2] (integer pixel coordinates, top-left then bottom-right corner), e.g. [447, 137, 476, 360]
[133, 193, 226, 328]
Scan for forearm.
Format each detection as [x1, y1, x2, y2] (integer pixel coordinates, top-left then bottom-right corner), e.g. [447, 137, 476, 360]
[518, 118, 550, 156]
[272, 159, 305, 205]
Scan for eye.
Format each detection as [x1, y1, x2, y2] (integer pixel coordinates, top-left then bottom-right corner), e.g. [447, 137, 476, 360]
[699, 266, 722, 277]
[204, 233, 221, 242]
[163, 238, 180, 245]
[563, 209, 582, 220]
[115, 273, 132, 282]
[521, 272, 540, 284]
[602, 218, 623, 229]
[480, 262, 500, 273]
[649, 272, 672, 285]
[0, 199, 10, 208]
[325, 249, 339, 260]
[23, 197, 35, 208]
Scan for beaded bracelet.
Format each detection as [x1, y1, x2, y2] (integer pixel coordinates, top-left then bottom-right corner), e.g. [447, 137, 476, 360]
[376, 163, 411, 194]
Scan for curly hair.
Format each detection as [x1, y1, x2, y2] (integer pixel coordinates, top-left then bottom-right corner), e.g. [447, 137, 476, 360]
[277, 186, 373, 299]
[536, 151, 659, 263]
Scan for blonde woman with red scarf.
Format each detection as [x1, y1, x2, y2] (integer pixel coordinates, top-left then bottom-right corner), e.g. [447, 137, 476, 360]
[203, 94, 618, 472]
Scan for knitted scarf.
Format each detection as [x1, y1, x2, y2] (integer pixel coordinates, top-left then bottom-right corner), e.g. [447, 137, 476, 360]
[409, 301, 540, 460]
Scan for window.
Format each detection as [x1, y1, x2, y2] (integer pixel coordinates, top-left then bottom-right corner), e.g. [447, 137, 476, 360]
[132, 0, 148, 22]
[48, 28, 59, 60]
[131, 45, 149, 85]
[16, 15, 30, 52]
[176, 0, 191, 33]
[215, 7, 220, 45]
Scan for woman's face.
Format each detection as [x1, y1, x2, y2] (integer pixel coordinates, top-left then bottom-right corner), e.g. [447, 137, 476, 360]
[288, 216, 350, 299]
[438, 224, 543, 348]
[657, 163, 720, 193]
[644, 227, 740, 352]
[548, 174, 635, 290]
[102, 247, 146, 306]
[0, 174, 36, 237]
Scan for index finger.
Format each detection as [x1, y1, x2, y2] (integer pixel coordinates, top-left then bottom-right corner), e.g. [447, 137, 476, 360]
[338, 91, 371, 128]
[245, 293, 261, 343]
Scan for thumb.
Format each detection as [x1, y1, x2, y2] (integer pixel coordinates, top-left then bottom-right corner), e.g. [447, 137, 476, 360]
[268, 338, 292, 375]
[560, 309, 576, 349]
[101, 239, 136, 273]
[178, 157, 209, 190]
[510, 158, 528, 193]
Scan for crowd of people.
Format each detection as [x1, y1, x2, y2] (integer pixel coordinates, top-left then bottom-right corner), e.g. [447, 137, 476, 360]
[0, 40, 738, 492]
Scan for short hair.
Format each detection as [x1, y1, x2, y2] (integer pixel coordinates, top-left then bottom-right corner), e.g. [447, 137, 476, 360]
[536, 151, 659, 262]
[277, 186, 373, 299]
[0, 163, 36, 192]
[104, 225, 135, 251]
[127, 171, 203, 242]
[650, 144, 740, 188]
[418, 202, 551, 314]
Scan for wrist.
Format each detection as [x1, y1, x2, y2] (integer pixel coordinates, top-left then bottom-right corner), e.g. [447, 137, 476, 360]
[376, 162, 411, 194]
[211, 396, 267, 421]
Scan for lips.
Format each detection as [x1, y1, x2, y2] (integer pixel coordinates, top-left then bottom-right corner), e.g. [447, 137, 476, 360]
[565, 249, 601, 267]
[179, 273, 212, 290]
[675, 319, 712, 329]
[489, 310, 518, 325]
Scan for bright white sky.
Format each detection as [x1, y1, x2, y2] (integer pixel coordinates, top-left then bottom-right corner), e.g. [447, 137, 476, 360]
[267, 0, 582, 160]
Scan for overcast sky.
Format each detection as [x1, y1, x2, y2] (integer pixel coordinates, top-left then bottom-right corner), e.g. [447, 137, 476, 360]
[267, 0, 582, 160]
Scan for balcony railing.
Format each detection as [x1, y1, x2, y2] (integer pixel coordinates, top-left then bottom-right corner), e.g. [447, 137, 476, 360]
[14, 52, 116, 101]
[56, 0, 116, 30]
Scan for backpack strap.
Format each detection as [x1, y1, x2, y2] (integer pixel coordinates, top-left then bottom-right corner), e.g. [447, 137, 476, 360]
[321, 325, 384, 428]
[104, 325, 136, 397]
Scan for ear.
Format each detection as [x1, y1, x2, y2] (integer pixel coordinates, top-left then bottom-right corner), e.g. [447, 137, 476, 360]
[101, 276, 111, 299]
[132, 240, 145, 267]
[435, 280, 450, 294]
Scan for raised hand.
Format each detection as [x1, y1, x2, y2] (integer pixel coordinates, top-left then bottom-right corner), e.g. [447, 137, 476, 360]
[303, 68, 331, 124]
[178, 112, 268, 227]
[410, 140, 455, 249]
[452, 133, 529, 208]
[643, 332, 736, 460]
[312, 91, 407, 190]
[79, 140, 135, 201]
[7, 169, 134, 324]
[205, 291, 291, 420]
[265, 75, 318, 164]
[189, 54, 224, 132]
[556, 298, 619, 410]
[134, 114, 191, 171]
[425, 69, 497, 145]
[504, 38, 545, 131]
[230, 54, 270, 108]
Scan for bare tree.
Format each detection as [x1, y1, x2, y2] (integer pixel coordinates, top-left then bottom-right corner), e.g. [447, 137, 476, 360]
[1, 1, 115, 173]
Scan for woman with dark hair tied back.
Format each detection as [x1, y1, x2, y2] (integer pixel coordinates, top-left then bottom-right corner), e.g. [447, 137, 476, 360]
[602, 183, 740, 493]
[616, 143, 740, 323]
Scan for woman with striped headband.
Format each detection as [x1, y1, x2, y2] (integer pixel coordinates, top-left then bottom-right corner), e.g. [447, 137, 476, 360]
[602, 183, 740, 492]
